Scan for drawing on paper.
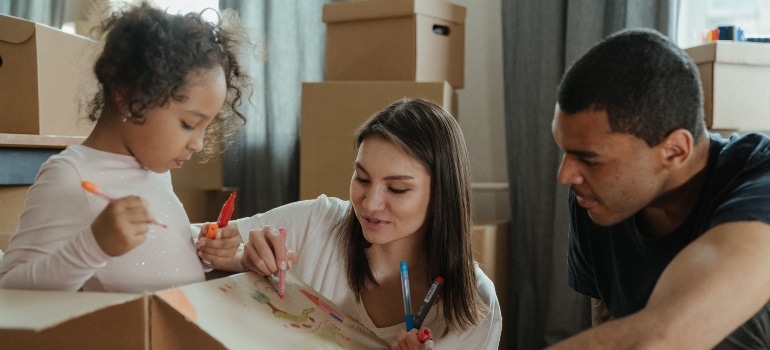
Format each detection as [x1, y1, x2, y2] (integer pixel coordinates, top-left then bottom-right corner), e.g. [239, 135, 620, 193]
[156, 272, 388, 349]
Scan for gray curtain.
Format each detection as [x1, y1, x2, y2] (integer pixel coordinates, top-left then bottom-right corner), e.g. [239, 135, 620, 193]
[0, 0, 64, 27]
[501, 1, 678, 348]
[219, 0, 329, 216]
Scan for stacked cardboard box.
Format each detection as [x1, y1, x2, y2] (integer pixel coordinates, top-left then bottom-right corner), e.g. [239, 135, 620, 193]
[0, 14, 97, 136]
[300, 0, 466, 200]
[685, 41, 770, 131]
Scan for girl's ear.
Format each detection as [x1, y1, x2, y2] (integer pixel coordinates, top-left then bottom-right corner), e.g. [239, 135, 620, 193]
[113, 89, 130, 116]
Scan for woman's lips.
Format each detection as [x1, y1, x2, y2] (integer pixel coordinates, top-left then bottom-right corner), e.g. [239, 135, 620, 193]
[360, 214, 387, 230]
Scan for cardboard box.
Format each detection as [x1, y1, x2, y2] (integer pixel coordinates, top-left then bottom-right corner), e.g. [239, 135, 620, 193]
[0, 272, 389, 349]
[300, 81, 455, 200]
[685, 41, 770, 130]
[0, 186, 29, 251]
[323, 0, 466, 88]
[170, 152, 224, 191]
[0, 14, 98, 136]
[472, 220, 510, 350]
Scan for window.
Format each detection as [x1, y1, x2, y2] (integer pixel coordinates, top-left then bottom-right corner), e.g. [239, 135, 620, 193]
[152, 0, 220, 22]
[677, 0, 770, 48]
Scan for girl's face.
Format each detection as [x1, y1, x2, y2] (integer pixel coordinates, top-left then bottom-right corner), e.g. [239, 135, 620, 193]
[123, 67, 226, 173]
[350, 136, 432, 247]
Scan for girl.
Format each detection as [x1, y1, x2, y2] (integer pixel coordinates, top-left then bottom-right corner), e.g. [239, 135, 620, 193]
[0, 2, 248, 292]
[233, 98, 502, 349]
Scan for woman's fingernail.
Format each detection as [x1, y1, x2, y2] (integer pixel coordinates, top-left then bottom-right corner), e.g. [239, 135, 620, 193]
[280, 261, 286, 270]
[288, 260, 293, 269]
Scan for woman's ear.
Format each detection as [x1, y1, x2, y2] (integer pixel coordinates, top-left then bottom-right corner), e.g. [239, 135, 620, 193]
[659, 129, 693, 169]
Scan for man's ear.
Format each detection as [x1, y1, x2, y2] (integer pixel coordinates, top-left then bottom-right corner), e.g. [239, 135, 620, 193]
[658, 129, 693, 169]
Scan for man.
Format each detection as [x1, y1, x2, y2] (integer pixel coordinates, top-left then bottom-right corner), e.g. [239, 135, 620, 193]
[549, 28, 770, 348]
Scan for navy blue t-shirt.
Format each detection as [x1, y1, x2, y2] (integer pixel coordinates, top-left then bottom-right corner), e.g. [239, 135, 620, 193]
[567, 132, 770, 348]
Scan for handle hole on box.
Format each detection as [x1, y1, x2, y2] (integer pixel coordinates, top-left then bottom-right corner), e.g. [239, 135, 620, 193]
[432, 25, 450, 36]
[0, 55, 3, 68]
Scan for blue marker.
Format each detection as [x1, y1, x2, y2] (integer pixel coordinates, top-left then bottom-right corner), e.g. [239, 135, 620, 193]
[400, 260, 415, 330]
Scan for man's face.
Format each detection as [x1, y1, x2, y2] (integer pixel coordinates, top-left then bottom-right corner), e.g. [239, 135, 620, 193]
[551, 105, 666, 226]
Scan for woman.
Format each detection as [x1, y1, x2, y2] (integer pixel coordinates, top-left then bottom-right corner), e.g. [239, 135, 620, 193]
[231, 97, 502, 349]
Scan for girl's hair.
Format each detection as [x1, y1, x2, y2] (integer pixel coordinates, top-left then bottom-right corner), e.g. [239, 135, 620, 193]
[87, 1, 250, 160]
[335, 97, 488, 333]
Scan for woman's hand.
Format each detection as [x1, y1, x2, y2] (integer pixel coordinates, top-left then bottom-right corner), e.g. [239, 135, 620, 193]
[241, 225, 299, 276]
[391, 328, 434, 350]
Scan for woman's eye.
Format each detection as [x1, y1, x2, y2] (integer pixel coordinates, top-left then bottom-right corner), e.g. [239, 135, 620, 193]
[354, 177, 370, 185]
[389, 188, 408, 194]
[182, 121, 195, 130]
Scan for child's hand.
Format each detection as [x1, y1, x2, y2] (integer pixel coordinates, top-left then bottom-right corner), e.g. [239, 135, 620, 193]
[391, 328, 434, 350]
[91, 196, 156, 256]
[241, 225, 299, 276]
[196, 223, 243, 271]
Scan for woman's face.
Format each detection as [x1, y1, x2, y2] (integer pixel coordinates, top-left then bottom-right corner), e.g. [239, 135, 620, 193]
[350, 136, 432, 247]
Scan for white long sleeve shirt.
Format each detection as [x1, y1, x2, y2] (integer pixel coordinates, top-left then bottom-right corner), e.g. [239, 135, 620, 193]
[0, 145, 205, 292]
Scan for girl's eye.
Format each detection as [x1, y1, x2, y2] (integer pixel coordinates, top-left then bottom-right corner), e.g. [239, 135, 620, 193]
[354, 176, 370, 185]
[182, 121, 195, 130]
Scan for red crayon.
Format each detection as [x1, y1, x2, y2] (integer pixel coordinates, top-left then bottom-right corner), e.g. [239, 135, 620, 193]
[206, 191, 236, 239]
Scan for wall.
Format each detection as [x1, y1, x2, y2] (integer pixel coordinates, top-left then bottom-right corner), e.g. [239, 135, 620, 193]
[446, 0, 509, 222]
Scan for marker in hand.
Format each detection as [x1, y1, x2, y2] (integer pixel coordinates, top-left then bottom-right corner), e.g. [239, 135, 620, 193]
[400, 260, 415, 331]
[414, 276, 445, 329]
[279, 227, 287, 299]
[417, 328, 432, 343]
[81, 181, 167, 228]
[206, 191, 237, 239]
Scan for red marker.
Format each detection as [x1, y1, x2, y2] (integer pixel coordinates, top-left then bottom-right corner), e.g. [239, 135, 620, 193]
[206, 191, 236, 239]
[279, 227, 286, 298]
[417, 328, 432, 343]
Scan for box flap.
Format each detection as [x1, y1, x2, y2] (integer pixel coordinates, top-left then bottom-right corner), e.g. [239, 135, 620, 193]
[154, 272, 389, 349]
[685, 41, 770, 66]
[323, 0, 466, 24]
[0, 13, 35, 44]
[0, 289, 140, 331]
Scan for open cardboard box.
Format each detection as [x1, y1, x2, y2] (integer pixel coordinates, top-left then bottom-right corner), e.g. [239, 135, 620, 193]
[0, 272, 389, 349]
